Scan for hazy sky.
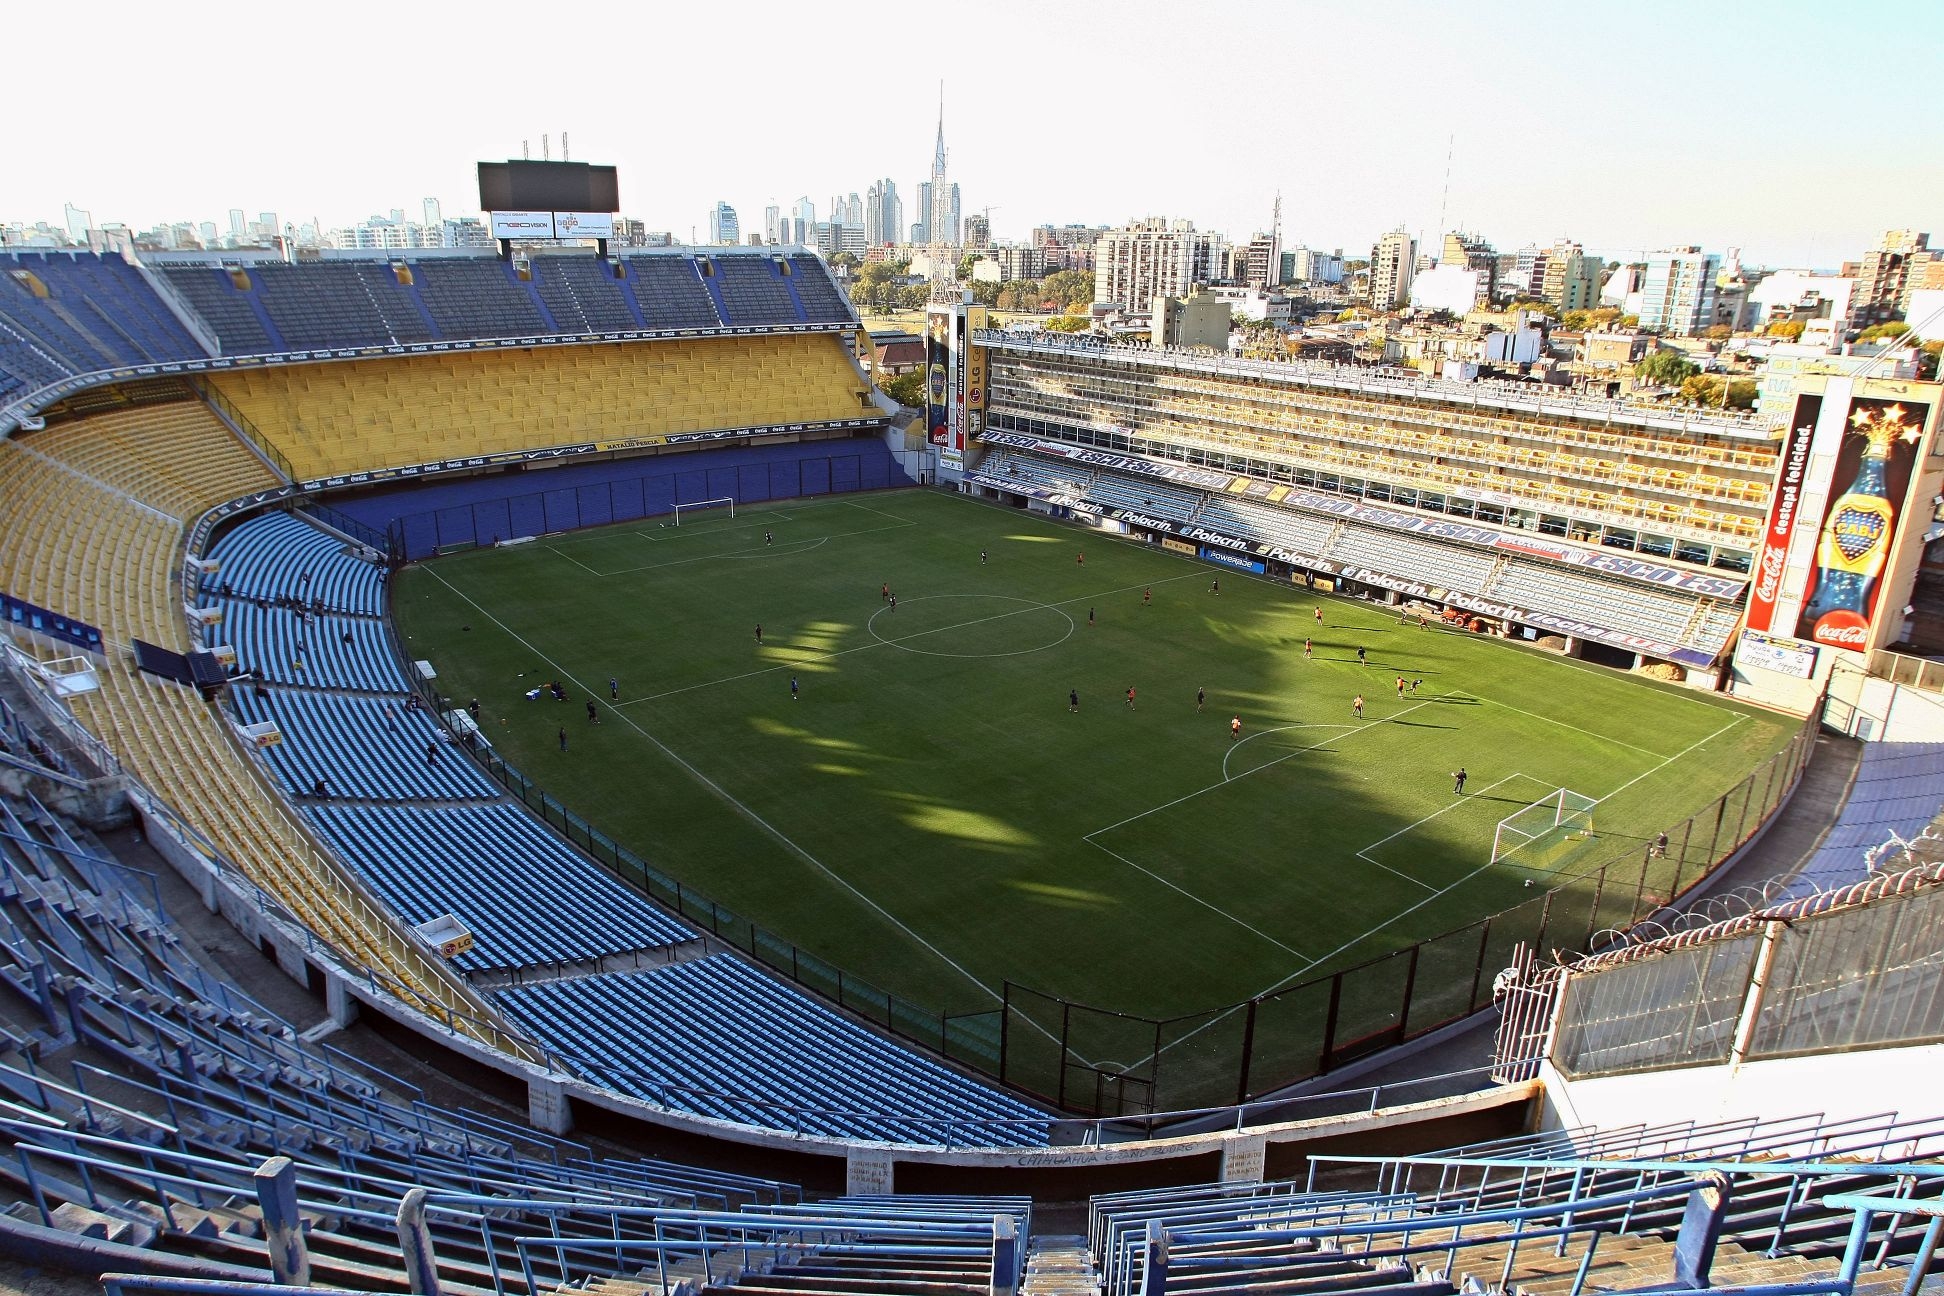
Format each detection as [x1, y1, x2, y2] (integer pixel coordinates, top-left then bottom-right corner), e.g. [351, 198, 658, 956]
[10, 1, 1941, 268]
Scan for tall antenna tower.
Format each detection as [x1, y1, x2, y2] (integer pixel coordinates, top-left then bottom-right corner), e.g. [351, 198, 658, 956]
[522, 140, 530, 160]
[1272, 190, 1282, 241]
[562, 131, 570, 162]
[1436, 133, 1454, 239]
[542, 134, 551, 162]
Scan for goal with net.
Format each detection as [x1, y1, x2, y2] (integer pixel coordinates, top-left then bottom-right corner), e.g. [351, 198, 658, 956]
[669, 497, 735, 526]
[1492, 787, 1597, 869]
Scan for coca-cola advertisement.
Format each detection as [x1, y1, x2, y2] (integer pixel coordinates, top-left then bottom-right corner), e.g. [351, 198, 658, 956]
[1744, 395, 1819, 632]
[1792, 396, 1929, 651]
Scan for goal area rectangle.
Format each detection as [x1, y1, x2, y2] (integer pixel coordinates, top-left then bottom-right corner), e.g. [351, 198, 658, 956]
[670, 497, 735, 525]
[1492, 787, 1597, 870]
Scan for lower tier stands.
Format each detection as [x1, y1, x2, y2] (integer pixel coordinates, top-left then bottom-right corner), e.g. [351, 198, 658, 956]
[308, 803, 698, 974]
[229, 686, 499, 801]
[202, 508, 386, 615]
[208, 334, 876, 480]
[982, 447, 1740, 662]
[209, 599, 398, 692]
[496, 954, 1051, 1145]
[11, 401, 275, 526]
[0, 405, 515, 1052]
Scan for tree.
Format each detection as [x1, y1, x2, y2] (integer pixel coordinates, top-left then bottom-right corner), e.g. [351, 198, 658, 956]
[883, 369, 925, 407]
[1041, 270, 1095, 310]
[967, 279, 1001, 307]
[1635, 350, 1699, 387]
[1044, 314, 1090, 333]
[1766, 319, 1806, 341]
[1702, 323, 1733, 340]
[1679, 374, 1756, 408]
[828, 251, 861, 273]
[1858, 321, 1913, 344]
[956, 253, 979, 282]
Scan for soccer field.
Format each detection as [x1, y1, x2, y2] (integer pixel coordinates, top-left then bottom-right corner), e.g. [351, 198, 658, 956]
[392, 488, 1793, 1039]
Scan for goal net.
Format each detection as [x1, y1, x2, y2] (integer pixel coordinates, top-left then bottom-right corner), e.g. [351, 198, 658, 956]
[670, 497, 735, 525]
[1492, 787, 1597, 869]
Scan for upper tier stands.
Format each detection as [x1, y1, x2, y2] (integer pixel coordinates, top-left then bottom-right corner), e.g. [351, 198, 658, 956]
[209, 334, 875, 480]
[1, 253, 207, 399]
[0, 403, 519, 1053]
[497, 954, 1051, 1144]
[137, 253, 851, 367]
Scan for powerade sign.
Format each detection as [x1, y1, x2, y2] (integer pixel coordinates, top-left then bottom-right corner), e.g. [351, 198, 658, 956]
[1201, 546, 1264, 574]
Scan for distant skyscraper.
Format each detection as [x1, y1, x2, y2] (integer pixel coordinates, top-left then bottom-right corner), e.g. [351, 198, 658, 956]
[1369, 228, 1417, 308]
[764, 204, 781, 245]
[913, 182, 933, 245]
[963, 213, 991, 250]
[708, 202, 740, 246]
[1638, 247, 1720, 336]
[198, 221, 218, 247]
[62, 202, 92, 242]
[421, 198, 441, 228]
[228, 208, 245, 239]
[924, 90, 961, 247]
[793, 197, 816, 246]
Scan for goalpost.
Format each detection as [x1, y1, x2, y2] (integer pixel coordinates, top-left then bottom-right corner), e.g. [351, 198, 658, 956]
[669, 497, 735, 526]
[1492, 787, 1597, 868]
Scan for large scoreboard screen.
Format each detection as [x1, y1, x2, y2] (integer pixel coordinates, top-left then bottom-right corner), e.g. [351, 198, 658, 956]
[477, 161, 620, 214]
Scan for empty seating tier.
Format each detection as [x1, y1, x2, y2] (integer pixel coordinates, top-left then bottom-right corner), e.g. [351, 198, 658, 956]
[230, 687, 499, 801]
[496, 954, 1051, 1144]
[2, 253, 207, 396]
[708, 256, 805, 327]
[208, 334, 875, 480]
[203, 509, 386, 615]
[309, 804, 697, 973]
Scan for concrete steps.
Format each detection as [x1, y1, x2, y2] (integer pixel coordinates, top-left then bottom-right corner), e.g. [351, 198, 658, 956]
[1024, 1234, 1099, 1296]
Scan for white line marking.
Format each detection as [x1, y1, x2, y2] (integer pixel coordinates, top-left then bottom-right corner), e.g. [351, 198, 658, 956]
[618, 571, 1204, 705]
[1354, 772, 1531, 865]
[1086, 838, 1311, 964]
[1462, 694, 1670, 759]
[1220, 722, 1355, 783]
[416, 562, 1006, 1007]
[595, 519, 912, 576]
[1086, 695, 1451, 840]
[1122, 714, 1750, 1074]
[546, 545, 605, 576]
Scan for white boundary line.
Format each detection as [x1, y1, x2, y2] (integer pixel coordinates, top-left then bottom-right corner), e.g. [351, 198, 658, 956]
[587, 519, 913, 577]
[1086, 838, 1313, 964]
[1461, 694, 1671, 759]
[617, 571, 1204, 706]
[416, 561, 1008, 1009]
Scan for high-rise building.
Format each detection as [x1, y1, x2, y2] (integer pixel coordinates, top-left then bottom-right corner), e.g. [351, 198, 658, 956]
[421, 199, 441, 228]
[708, 202, 740, 246]
[1440, 231, 1497, 303]
[1854, 229, 1933, 324]
[1238, 230, 1281, 290]
[62, 202, 92, 242]
[1369, 228, 1417, 309]
[912, 182, 933, 245]
[865, 180, 900, 247]
[963, 213, 991, 250]
[228, 209, 246, 240]
[1638, 247, 1720, 336]
[198, 221, 218, 247]
[1093, 218, 1229, 310]
[763, 204, 781, 245]
[1541, 240, 1601, 313]
[792, 197, 816, 246]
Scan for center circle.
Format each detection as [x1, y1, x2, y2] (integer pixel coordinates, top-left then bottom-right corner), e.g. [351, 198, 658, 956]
[867, 594, 1075, 658]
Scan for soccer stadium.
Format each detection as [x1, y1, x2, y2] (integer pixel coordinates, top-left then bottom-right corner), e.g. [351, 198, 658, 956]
[1, 223, 1942, 1296]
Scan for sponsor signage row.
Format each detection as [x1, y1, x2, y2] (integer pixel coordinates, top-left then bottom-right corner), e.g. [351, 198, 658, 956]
[1201, 546, 1265, 574]
[978, 428, 1745, 598]
[1744, 397, 1819, 633]
[489, 210, 556, 238]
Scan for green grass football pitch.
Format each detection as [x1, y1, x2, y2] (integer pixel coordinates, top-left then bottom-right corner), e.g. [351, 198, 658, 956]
[392, 488, 1792, 1027]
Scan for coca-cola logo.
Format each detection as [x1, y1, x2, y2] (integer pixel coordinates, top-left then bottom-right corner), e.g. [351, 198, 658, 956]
[1813, 619, 1869, 648]
[1753, 546, 1788, 602]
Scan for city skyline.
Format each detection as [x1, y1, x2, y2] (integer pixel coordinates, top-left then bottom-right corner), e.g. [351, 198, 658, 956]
[8, 0, 1943, 266]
